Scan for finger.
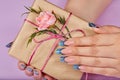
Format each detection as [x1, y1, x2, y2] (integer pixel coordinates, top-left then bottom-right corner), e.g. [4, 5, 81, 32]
[43, 75, 55, 80]
[25, 66, 34, 76]
[64, 33, 119, 46]
[64, 56, 119, 68]
[33, 69, 42, 80]
[79, 66, 120, 78]
[18, 61, 26, 70]
[61, 46, 118, 58]
[92, 25, 120, 34]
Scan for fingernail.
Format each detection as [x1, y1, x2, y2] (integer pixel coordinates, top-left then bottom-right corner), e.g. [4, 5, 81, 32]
[79, 66, 84, 70]
[34, 70, 39, 75]
[62, 48, 72, 54]
[59, 40, 65, 46]
[26, 67, 33, 72]
[56, 48, 64, 55]
[60, 56, 66, 62]
[73, 64, 80, 70]
[42, 78, 47, 80]
[6, 42, 13, 48]
[20, 64, 26, 69]
[88, 23, 97, 28]
[64, 40, 74, 45]
[65, 57, 75, 63]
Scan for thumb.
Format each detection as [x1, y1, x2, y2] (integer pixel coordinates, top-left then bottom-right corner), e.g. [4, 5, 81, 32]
[89, 23, 120, 34]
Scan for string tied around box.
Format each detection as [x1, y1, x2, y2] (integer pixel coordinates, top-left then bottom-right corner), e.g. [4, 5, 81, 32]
[25, 12, 88, 80]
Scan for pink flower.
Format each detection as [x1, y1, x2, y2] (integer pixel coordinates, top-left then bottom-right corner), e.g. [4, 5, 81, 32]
[36, 11, 56, 31]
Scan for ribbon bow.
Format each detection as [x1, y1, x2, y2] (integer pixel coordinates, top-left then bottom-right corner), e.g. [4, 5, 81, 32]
[25, 13, 88, 80]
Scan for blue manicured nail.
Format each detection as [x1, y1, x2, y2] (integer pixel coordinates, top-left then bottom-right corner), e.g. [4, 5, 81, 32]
[73, 64, 80, 70]
[42, 78, 47, 80]
[34, 70, 39, 75]
[6, 42, 13, 48]
[89, 23, 96, 28]
[26, 67, 33, 72]
[20, 64, 26, 69]
[60, 56, 66, 62]
[59, 41, 65, 46]
[56, 48, 64, 55]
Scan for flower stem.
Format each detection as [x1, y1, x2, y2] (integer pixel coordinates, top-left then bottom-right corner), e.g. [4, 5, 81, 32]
[55, 25, 68, 39]
[65, 26, 72, 38]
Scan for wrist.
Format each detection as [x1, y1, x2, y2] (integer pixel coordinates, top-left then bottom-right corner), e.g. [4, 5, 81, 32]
[65, 0, 112, 22]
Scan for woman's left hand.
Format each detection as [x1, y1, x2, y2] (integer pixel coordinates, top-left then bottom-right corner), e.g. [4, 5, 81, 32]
[57, 25, 120, 78]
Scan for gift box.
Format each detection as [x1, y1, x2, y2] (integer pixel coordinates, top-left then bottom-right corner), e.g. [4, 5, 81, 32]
[9, 0, 95, 80]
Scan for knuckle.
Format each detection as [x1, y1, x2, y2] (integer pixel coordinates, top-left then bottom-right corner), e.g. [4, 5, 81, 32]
[93, 58, 101, 66]
[100, 69, 108, 75]
[74, 47, 79, 54]
[91, 35, 99, 45]
[90, 47, 99, 56]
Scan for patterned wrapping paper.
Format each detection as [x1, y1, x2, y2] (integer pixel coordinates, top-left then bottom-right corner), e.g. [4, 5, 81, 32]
[9, 0, 95, 80]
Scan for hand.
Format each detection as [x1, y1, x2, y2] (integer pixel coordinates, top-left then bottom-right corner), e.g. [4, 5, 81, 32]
[58, 25, 120, 78]
[18, 61, 55, 80]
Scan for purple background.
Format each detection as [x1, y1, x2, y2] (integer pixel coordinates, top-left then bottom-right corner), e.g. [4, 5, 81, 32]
[0, 0, 120, 79]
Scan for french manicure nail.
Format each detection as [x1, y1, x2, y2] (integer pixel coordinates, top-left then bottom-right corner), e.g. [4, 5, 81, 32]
[6, 42, 13, 48]
[79, 66, 84, 70]
[64, 40, 74, 45]
[34, 70, 39, 75]
[26, 67, 33, 72]
[60, 56, 66, 62]
[59, 40, 65, 46]
[62, 48, 72, 54]
[73, 64, 80, 70]
[56, 48, 64, 55]
[88, 22, 97, 28]
[20, 64, 26, 69]
[65, 57, 75, 63]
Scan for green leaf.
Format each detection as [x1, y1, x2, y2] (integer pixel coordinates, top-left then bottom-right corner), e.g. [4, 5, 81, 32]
[34, 28, 38, 30]
[24, 6, 42, 14]
[57, 16, 72, 38]
[21, 12, 30, 16]
[30, 7, 40, 14]
[24, 6, 31, 11]
[52, 11, 57, 19]
[27, 32, 37, 47]
[57, 16, 66, 24]
[49, 29, 57, 34]
[38, 7, 42, 12]
[37, 31, 45, 36]
[27, 38, 32, 47]
[54, 25, 61, 32]
[52, 11, 66, 25]
[30, 32, 37, 38]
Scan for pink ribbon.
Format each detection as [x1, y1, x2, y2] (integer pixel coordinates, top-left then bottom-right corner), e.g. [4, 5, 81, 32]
[25, 13, 88, 80]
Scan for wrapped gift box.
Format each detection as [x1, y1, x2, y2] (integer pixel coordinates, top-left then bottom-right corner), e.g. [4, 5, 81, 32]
[9, 0, 95, 80]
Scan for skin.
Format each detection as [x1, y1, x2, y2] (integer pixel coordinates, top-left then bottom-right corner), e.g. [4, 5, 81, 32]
[18, 0, 113, 79]
[63, 26, 120, 78]
[65, 0, 112, 22]
[18, 61, 54, 80]
[18, 25, 120, 79]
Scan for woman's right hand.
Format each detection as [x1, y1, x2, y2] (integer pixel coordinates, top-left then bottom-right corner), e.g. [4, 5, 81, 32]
[18, 61, 55, 80]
